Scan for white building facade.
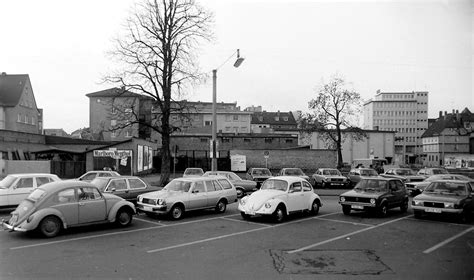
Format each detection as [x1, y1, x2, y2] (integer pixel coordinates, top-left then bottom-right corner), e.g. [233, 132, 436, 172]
[363, 90, 429, 165]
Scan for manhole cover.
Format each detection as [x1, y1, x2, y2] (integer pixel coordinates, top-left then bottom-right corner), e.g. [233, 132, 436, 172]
[270, 249, 392, 275]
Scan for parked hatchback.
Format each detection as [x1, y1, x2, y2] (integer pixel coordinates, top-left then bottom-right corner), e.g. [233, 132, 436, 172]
[2, 181, 135, 237]
[136, 177, 237, 219]
[309, 168, 348, 188]
[339, 178, 408, 217]
[0, 173, 61, 208]
[90, 176, 161, 204]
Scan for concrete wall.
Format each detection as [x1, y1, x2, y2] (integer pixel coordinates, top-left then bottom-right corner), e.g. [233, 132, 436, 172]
[1, 160, 51, 177]
[230, 149, 336, 174]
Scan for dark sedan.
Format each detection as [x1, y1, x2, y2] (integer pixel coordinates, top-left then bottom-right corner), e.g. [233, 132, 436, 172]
[90, 176, 161, 203]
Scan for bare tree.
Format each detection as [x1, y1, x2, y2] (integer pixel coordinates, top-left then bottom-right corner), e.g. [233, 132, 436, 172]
[105, 0, 213, 186]
[299, 75, 365, 168]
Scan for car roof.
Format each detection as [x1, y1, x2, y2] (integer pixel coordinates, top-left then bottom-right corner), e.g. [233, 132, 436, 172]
[38, 180, 96, 193]
[173, 177, 221, 182]
[204, 171, 232, 174]
[267, 176, 307, 183]
[8, 173, 58, 177]
[361, 177, 397, 181]
[93, 176, 141, 180]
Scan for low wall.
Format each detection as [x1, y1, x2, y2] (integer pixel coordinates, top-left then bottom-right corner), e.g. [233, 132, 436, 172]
[0, 160, 51, 177]
[230, 149, 337, 174]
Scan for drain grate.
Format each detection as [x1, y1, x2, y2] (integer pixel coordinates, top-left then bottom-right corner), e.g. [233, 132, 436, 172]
[270, 249, 393, 275]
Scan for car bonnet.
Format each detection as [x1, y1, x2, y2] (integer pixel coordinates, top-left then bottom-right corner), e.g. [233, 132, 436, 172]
[245, 189, 285, 210]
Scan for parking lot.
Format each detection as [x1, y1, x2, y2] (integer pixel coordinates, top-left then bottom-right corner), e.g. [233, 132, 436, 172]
[1, 195, 473, 280]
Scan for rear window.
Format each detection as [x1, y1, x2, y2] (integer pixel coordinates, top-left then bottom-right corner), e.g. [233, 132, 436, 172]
[28, 189, 47, 202]
[217, 179, 233, 190]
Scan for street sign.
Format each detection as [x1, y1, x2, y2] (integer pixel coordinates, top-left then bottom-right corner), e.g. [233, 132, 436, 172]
[263, 150, 270, 159]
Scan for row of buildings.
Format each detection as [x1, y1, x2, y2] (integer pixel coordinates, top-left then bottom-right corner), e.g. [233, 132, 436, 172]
[1, 72, 473, 177]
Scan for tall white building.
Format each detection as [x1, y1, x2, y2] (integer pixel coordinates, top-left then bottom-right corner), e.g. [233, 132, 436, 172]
[363, 90, 429, 165]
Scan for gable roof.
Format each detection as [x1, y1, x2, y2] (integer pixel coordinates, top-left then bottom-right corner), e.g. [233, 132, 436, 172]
[0, 74, 29, 106]
[85, 87, 146, 98]
[251, 111, 296, 125]
[422, 108, 473, 137]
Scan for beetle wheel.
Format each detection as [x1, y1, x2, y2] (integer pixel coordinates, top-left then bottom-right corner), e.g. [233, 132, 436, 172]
[311, 200, 320, 216]
[116, 208, 133, 227]
[38, 216, 62, 238]
[273, 205, 286, 223]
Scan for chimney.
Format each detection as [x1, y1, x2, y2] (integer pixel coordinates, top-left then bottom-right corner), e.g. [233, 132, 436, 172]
[439, 111, 443, 118]
[444, 111, 447, 120]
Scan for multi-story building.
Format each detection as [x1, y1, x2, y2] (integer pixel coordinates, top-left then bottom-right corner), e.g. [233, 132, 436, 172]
[0, 73, 43, 134]
[250, 111, 298, 134]
[363, 90, 429, 164]
[421, 108, 474, 167]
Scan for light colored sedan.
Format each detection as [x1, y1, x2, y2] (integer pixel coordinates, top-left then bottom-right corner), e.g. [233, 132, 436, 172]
[77, 170, 121, 182]
[238, 176, 322, 222]
[136, 177, 238, 220]
[277, 168, 310, 181]
[0, 173, 61, 208]
[310, 168, 348, 188]
[406, 174, 474, 196]
[203, 171, 257, 198]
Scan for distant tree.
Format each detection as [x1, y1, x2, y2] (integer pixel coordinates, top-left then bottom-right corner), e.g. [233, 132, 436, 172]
[299, 75, 365, 168]
[105, 0, 213, 186]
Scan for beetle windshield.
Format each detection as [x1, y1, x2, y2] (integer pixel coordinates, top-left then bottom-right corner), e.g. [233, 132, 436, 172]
[0, 175, 16, 189]
[285, 169, 304, 176]
[424, 182, 467, 196]
[163, 180, 191, 192]
[260, 179, 288, 191]
[355, 180, 388, 192]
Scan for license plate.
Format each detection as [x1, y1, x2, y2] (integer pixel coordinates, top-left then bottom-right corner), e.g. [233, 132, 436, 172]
[352, 205, 364, 209]
[246, 211, 256, 216]
[425, 208, 441, 213]
[143, 206, 153, 212]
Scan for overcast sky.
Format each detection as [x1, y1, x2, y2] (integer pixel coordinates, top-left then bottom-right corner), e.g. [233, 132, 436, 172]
[1, 0, 472, 133]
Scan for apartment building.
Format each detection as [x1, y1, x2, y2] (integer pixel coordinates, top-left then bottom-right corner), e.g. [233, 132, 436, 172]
[363, 90, 429, 164]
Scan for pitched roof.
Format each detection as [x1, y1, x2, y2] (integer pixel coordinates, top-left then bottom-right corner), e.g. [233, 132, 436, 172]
[422, 108, 473, 137]
[85, 87, 146, 98]
[251, 111, 296, 125]
[0, 74, 29, 106]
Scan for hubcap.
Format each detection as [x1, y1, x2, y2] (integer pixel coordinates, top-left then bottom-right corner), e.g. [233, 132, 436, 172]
[44, 221, 57, 233]
[173, 208, 182, 218]
[119, 212, 130, 224]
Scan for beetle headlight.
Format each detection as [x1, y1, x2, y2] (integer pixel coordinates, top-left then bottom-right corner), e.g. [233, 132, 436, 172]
[265, 202, 272, 208]
[340, 196, 345, 202]
[444, 202, 454, 209]
[370, 198, 376, 205]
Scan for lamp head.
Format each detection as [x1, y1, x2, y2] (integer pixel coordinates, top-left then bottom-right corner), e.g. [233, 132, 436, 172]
[234, 57, 245, 68]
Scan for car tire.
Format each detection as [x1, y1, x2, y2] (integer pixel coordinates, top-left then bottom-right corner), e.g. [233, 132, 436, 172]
[116, 208, 133, 227]
[414, 210, 423, 219]
[215, 199, 227, 213]
[236, 188, 244, 199]
[458, 210, 469, 224]
[310, 200, 320, 216]
[169, 205, 184, 220]
[400, 199, 408, 213]
[342, 205, 351, 215]
[241, 212, 251, 220]
[38, 216, 62, 238]
[273, 205, 286, 223]
[377, 203, 388, 218]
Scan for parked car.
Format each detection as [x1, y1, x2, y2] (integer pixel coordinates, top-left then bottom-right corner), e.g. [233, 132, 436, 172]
[309, 168, 348, 188]
[412, 180, 474, 223]
[417, 167, 449, 178]
[203, 171, 257, 198]
[380, 168, 425, 183]
[238, 176, 322, 222]
[339, 177, 409, 217]
[136, 177, 237, 219]
[182, 168, 204, 178]
[90, 176, 161, 203]
[277, 168, 310, 181]
[346, 168, 379, 187]
[406, 174, 474, 196]
[246, 167, 273, 188]
[0, 173, 61, 208]
[77, 170, 121, 182]
[2, 181, 135, 237]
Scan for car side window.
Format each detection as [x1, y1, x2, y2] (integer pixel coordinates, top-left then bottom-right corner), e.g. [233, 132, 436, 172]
[78, 187, 102, 200]
[217, 179, 232, 190]
[99, 173, 112, 177]
[107, 179, 127, 191]
[204, 180, 216, 192]
[81, 173, 96, 181]
[389, 181, 399, 191]
[16, 178, 34, 188]
[289, 182, 302, 193]
[129, 178, 146, 189]
[55, 188, 76, 203]
[192, 181, 206, 193]
[395, 180, 404, 190]
[302, 181, 312, 192]
[36, 177, 51, 187]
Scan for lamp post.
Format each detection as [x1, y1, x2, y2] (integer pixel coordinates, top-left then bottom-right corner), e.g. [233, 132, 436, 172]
[211, 49, 245, 171]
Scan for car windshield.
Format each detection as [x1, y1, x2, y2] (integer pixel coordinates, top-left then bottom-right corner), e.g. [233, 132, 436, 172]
[323, 169, 341, 176]
[0, 175, 17, 189]
[285, 169, 304, 176]
[27, 189, 47, 202]
[424, 182, 468, 196]
[252, 169, 272, 176]
[360, 169, 378, 176]
[184, 169, 203, 175]
[395, 169, 415, 176]
[355, 180, 388, 192]
[260, 179, 288, 191]
[163, 180, 191, 192]
[426, 175, 453, 182]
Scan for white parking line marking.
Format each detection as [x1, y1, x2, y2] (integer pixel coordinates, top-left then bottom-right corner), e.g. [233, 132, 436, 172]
[423, 226, 474, 254]
[314, 217, 373, 227]
[134, 217, 167, 226]
[147, 212, 340, 254]
[220, 216, 273, 227]
[406, 217, 472, 228]
[287, 215, 410, 254]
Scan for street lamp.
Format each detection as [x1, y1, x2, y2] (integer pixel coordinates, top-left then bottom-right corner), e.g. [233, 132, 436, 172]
[211, 49, 245, 171]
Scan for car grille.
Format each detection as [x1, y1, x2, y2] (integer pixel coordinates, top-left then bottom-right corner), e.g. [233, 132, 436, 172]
[142, 198, 156, 205]
[330, 178, 344, 182]
[345, 197, 371, 203]
[423, 202, 444, 208]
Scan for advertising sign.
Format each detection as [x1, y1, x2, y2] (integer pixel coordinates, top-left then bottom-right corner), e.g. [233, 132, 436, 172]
[231, 155, 246, 171]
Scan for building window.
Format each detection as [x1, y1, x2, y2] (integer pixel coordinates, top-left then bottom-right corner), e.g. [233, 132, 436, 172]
[265, 138, 272, 143]
[233, 115, 239, 121]
[222, 138, 230, 143]
[31, 117, 35, 125]
[285, 139, 293, 143]
[204, 120, 212, 126]
[17, 114, 22, 122]
[244, 138, 251, 143]
[200, 138, 208, 143]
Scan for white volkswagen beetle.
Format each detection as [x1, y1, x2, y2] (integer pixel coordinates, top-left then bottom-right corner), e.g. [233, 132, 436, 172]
[238, 176, 322, 222]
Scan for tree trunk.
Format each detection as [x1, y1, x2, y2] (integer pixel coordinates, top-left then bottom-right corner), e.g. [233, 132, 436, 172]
[160, 132, 171, 187]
